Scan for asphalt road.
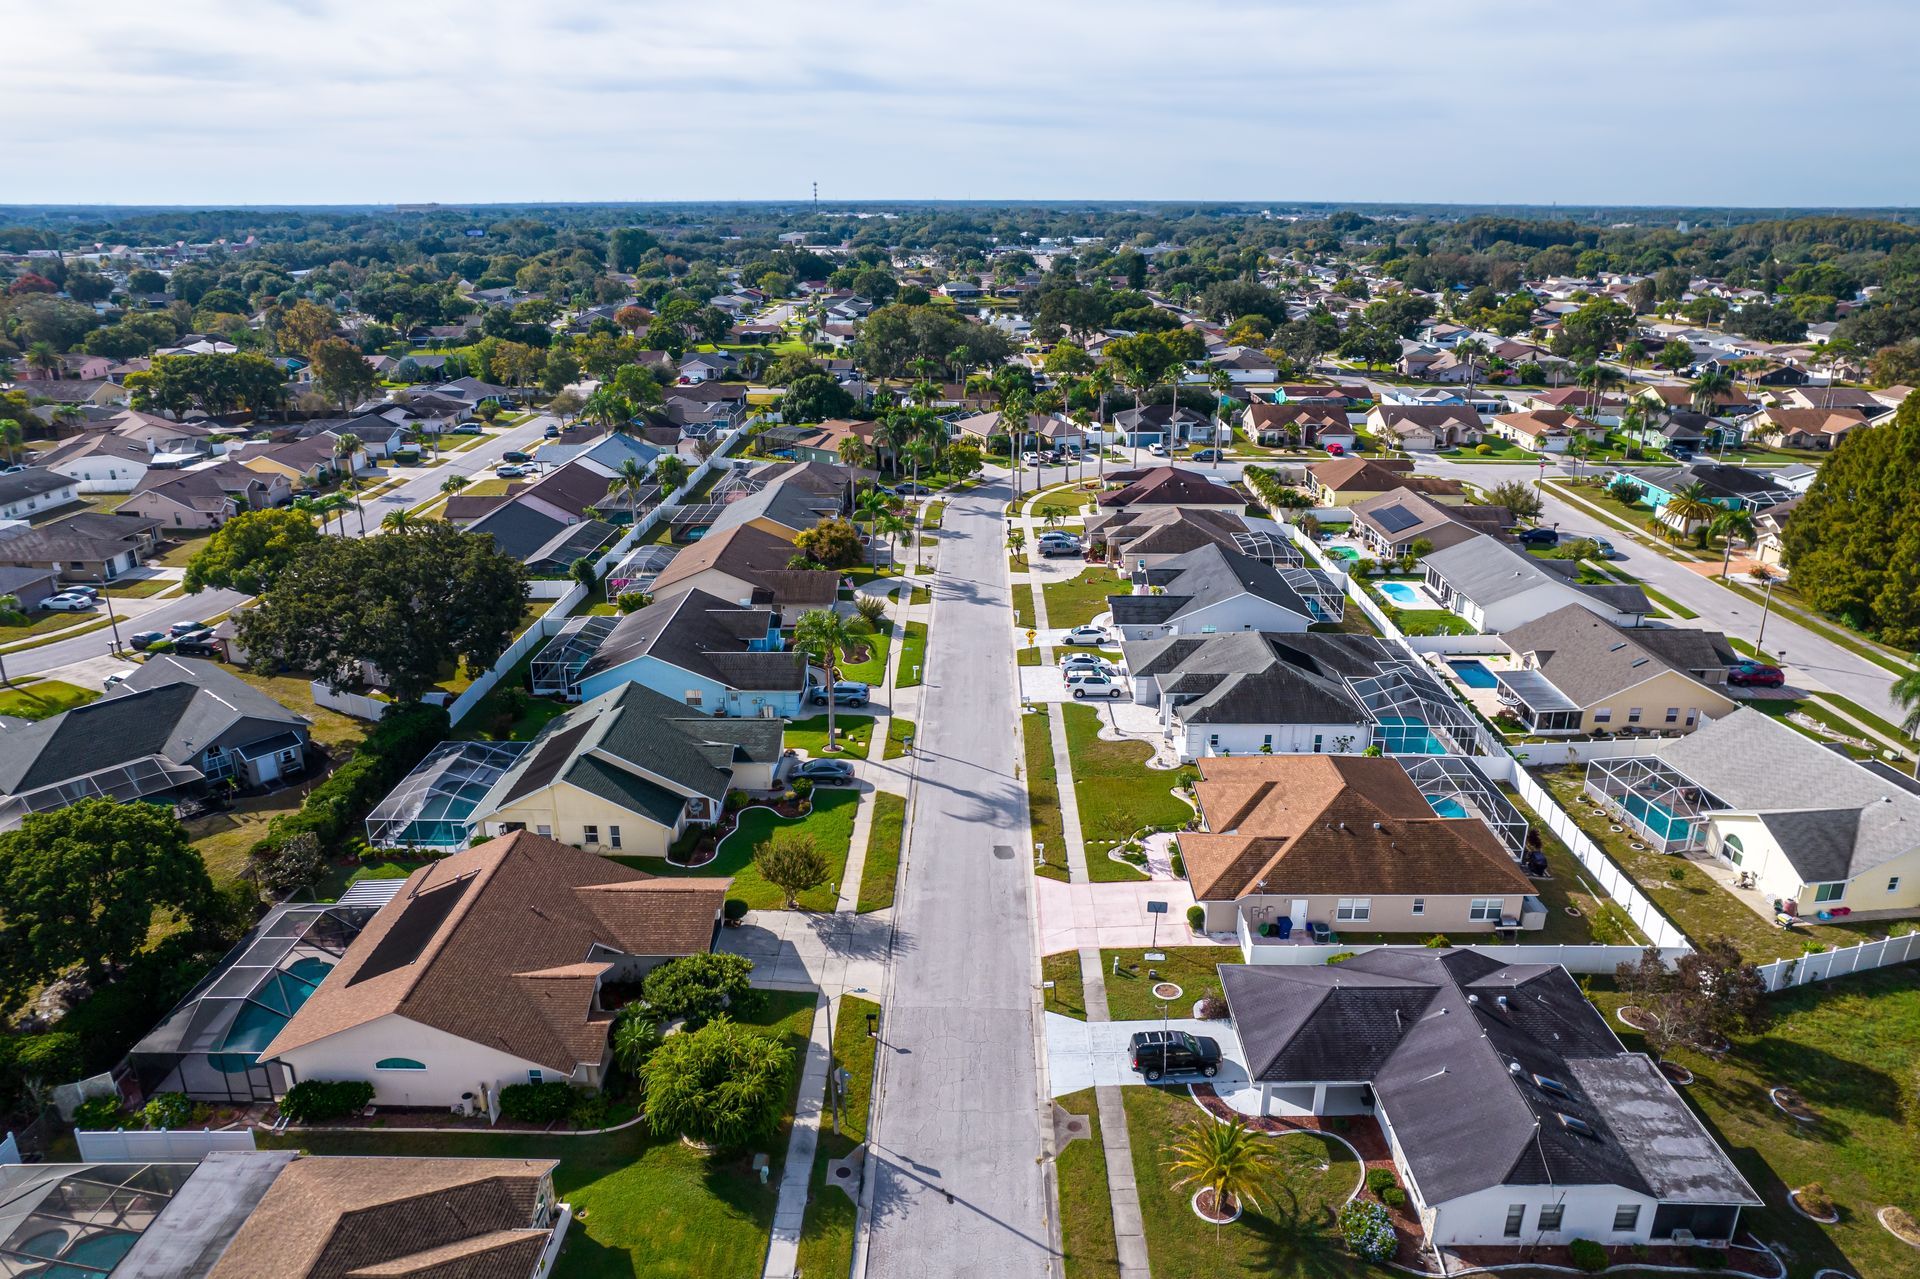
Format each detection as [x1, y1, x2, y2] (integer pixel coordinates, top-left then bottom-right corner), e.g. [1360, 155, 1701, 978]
[864, 471, 1055, 1278]
[5, 587, 248, 679]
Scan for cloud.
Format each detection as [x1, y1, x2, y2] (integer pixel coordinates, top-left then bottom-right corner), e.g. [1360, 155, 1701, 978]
[1, 0, 1915, 206]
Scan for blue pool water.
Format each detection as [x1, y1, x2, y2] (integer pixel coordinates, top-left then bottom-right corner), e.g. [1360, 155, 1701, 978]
[1377, 581, 1424, 605]
[1375, 716, 1446, 755]
[1327, 547, 1360, 562]
[209, 956, 334, 1074]
[1623, 792, 1694, 844]
[1449, 659, 1499, 689]
[45, 1233, 137, 1279]
[1425, 795, 1467, 818]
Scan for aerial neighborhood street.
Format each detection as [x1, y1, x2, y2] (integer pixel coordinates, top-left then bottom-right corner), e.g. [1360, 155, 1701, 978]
[4, 7, 1920, 1279]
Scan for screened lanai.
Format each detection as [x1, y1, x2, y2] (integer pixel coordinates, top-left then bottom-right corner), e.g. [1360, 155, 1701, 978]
[1346, 660, 1489, 757]
[365, 739, 528, 849]
[126, 903, 372, 1103]
[0, 1162, 194, 1278]
[1584, 754, 1723, 851]
[530, 614, 617, 698]
[1399, 754, 1531, 857]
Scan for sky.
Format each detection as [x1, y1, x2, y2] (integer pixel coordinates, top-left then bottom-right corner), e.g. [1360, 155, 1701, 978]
[5, 0, 1917, 209]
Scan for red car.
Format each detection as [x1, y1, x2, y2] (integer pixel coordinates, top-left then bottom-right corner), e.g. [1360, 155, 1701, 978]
[1727, 662, 1785, 688]
[1325, 442, 1346, 456]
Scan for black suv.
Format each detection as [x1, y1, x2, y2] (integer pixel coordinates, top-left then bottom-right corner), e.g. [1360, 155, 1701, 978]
[1516, 527, 1559, 547]
[1128, 1030, 1222, 1081]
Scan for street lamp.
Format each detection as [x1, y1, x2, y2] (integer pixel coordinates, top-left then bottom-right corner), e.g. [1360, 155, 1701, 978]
[1754, 575, 1778, 654]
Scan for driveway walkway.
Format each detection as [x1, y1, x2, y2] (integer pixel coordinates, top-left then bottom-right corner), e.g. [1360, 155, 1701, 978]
[1034, 878, 1222, 956]
[862, 474, 1055, 1279]
[1044, 1014, 1256, 1109]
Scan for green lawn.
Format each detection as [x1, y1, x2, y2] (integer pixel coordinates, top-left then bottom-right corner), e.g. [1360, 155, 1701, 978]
[785, 712, 873, 757]
[155, 530, 217, 568]
[1042, 951, 1090, 1020]
[644, 789, 859, 912]
[0, 608, 112, 642]
[184, 788, 307, 888]
[261, 991, 818, 1279]
[1715, 577, 1915, 678]
[795, 995, 881, 1279]
[1043, 568, 1123, 629]
[1062, 704, 1193, 854]
[1535, 768, 1891, 961]
[1015, 582, 1036, 632]
[1589, 969, 1920, 1279]
[1023, 707, 1068, 881]
[858, 791, 905, 912]
[840, 620, 893, 685]
[1746, 696, 1882, 760]
[1032, 485, 1097, 515]
[221, 664, 367, 750]
[454, 647, 570, 742]
[1102, 947, 1231, 1021]
[103, 577, 176, 599]
[1125, 1086, 1372, 1279]
[881, 716, 916, 760]
[1057, 1088, 1121, 1279]
[0, 679, 98, 720]
[1441, 438, 1536, 461]
[1497, 785, 1646, 947]
[895, 620, 928, 687]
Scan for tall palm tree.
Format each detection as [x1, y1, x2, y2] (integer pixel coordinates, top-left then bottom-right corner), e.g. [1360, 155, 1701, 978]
[1087, 364, 1115, 483]
[1577, 363, 1623, 419]
[1892, 663, 1920, 737]
[1663, 481, 1720, 547]
[1709, 508, 1756, 577]
[24, 342, 60, 379]
[332, 432, 363, 479]
[1690, 368, 1733, 418]
[873, 508, 909, 567]
[1166, 1117, 1277, 1241]
[381, 509, 420, 533]
[654, 453, 690, 496]
[338, 477, 369, 536]
[607, 457, 651, 519]
[793, 608, 870, 753]
[1454, 338, 1488, 398]
[837, 434, 874, 470]
[1000, 388, 1034, 496]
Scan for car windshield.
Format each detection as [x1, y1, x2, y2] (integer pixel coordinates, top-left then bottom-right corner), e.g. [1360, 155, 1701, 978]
[1180, 1032, 1199, 1052]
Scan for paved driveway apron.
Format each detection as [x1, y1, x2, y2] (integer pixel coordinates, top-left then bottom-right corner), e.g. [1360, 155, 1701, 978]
[865, 476, 1056, 1278]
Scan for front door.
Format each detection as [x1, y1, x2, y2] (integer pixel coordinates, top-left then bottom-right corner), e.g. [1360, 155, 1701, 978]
[1290, 899, 1308, 929]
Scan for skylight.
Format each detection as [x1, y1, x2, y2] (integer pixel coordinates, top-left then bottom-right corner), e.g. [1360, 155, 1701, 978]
[1556, 1112, 1596, 1137]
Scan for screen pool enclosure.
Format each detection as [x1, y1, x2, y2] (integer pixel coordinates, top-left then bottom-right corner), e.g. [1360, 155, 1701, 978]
[365, 738, 529, 849]
[1582, 754, 1721, 851]
[1398, 754, 1530, 857]
[1346, 660, 1492, 758]
[0, 1162, 195, 1277]
[531, 613, 618, 699]
[126, 902, 375, 1103]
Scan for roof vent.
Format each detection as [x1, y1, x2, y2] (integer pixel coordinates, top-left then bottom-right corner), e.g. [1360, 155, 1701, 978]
[1337, 821, 1347, 831]
[1497, 995, 1510, 1010]
[1508, 1061, 1523, 1075]
[1467, 994, 1479, 1005]
[1372, 821, 1384, 831]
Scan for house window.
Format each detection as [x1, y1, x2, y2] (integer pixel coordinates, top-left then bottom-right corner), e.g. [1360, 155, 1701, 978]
[1685, 709, 1698, 727]
[1504, 1205, 1526, 1237]
[528, 1069, 543, 1084]
[1209, 734, 1220, 751]
[1262, 733, 1272, 750]
[375, 1057, 426, 1071]
[583, 825, 599, 845]
[1890, 876, 1901, 894]
[1627, 707, 1642, 724]
[685, 689, 703, 708]
[1665, 707, 1680, 723]
[1335, 898, 1371, 922]
[1813, 882, 1845, 903]
[1469, 898, 1503, 922]
[1312, 734, 1323, 753]
[1612, 1205, 1640, 1233]
[1411, 898, 1425, 917]
[1723, 834, 1744, 866]
[536, 825, 552, 838]
[1538, 1204, 1564, 1232]
[608, 825, 622, 849]
[1593, 709, 1612, 724]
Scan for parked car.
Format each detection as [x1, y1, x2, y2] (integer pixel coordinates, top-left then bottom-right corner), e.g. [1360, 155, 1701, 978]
[1128, 1030, 1221, 1082]
[1069, 675, 1124, 700]
[500, 450, 533, 464]
[1516, 528, 1560, 547]
[891, 482, 932, 496]
[810, 680, 872, 707]
[168, 620, 212, 639]
[451, 423, 483, 435]
[129, 630, 166, 650]
[1147, 442, 1168, 457]
[1040, 540, 1082, 558]
[63, 585, 100, 600]
[1061, 625, 1108, 646]
[494, 464, 529, 478]
[1021, 451, 1041, 466]
[543, 425, 561, 439]
[1059, 654, 1115, 673]
[1192, 448, 1224, 462]
[791, 758, 857, 785]
[1325, 442, 1346, 456]
[43, 593, 97, 612]
[173, 639, 221, 658]
[1591, 537, 1618, 558]
[1037, 528, 1079, 542]
[1727, 661, 1786, 688]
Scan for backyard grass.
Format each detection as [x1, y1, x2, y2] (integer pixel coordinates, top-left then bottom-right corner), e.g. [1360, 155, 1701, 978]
[155, 530, 217, 568]
[1042, 951, 1090, 1020]
[795, 994, 880, 1279]
[1101, 947, 1232, 1021]
[221, 663, 366, 750]
[1056, 1088, 1121, 1279]
[182, 788, 308, 887]
[1587, 968, 1920, 1279]
[261, 990, 818, 1279]
[881, 715, 916, 760]
[1535, 767, 1891, 961]
[1062, 703, 1194, 853]
[1023, 706, 1068, 881]
[1498, 785, 1647, 947]
[644, 788, 859, 912]
[454, 647, 569, 742]
[0, 678, 98, 720]
[1042, 567, 1124, 629]
[858, 791, 905, 912]
[1389, 606, 1476, 636]
[1125, 1085, 1371, 1279]
[785, 712, 873, 757]
[840, 619, 893, 685]
[894, 620, 928, 687]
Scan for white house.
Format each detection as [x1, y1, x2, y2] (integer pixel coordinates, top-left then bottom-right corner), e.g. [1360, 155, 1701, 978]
[1108, 543, 1326, 641]
[1421, 535, 1651, 633]
[0, 469, 79, 520]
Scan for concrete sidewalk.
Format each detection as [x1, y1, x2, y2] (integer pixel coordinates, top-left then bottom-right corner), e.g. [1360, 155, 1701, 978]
[764, 993, 832, 1279]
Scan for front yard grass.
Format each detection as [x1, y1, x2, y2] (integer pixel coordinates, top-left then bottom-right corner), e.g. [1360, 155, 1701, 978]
[1588, 968, 1920, 1279]
[1062, 703, 1193, 852]
[1101, 947, 1231, 1021]
[103, 576, 176, 599]
[1125, 1085, 1369, 1279]
[785, 712, 873, 758]
[795, 994, 880, 1279]
[1042, 567, 1123, 629]
[839, 619, 893, 685]
[881, 715, 916, 760]
[1534, 767, 1890, 961]
[1042, 951, 1089, 1019]
[0, 608, 114, 642]
[261, 990, 818, 1279]
[1031, 485, 1096, 515]
[1056, 1088, 1121, 1279]
[0, 678, 98, 720]
[155, 530, 216, 568]
[894, 620, 928, 687]
[1023, 706, 1067, 881]
[858, 791, 904, 912]
[643, 788, 859, 912]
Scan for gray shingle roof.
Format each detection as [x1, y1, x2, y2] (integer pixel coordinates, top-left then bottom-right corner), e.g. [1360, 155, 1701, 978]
[1122, 632, 1401, 727]
[579, 586, 804, 692]
[1500, 607, 1736, 708]
[1115, 544, 1314, 628]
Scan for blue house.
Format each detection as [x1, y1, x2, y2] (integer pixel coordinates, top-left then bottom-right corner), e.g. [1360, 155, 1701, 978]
[574, 585, 810, 716]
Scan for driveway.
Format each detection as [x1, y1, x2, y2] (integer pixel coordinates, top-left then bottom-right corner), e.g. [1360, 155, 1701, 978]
[1045, 1014, 1256, 1110]
[1018, 667, 1128, 705]
[1034, 878, 1216, 955]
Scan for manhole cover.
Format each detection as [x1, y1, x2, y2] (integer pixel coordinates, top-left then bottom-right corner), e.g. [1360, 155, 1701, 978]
[1152, 982, 1183, 1001]
[993, 844, 1014, 860]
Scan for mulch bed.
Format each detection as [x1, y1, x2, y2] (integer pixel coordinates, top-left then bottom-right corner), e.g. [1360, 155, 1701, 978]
[1192, 1187, 1239, 1223]
[1658, 1059, 1696, 1085]
[1879, 1205, 1920, 1248]
[1770, 1086, 1819, 1124]
[1618, 1004, 1660, 1032]
[1445, 1234, 1781, 1277]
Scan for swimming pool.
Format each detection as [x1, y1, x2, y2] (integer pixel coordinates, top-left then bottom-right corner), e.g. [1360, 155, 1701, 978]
[1375, 716, 1446, 755]
[1622, 791, 1694, 844]
[208, 955, 334, 1074]
[1377, 581, 1424, 605]
[1425, 795, 1467, 818]
[44, 1233, 136, 1279]
[1449, 659, 1499, 689]
[1327, 546, 1360, 562]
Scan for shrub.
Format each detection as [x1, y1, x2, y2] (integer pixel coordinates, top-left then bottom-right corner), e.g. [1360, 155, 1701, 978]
[642, 1015, 794, 1146]
[1186, 905, 1206, 931]
[279, 1079, 375, 1124]
[1169, 849, 1186, 878]
[1382, 1186, 1406, 1207]
[853, 595, 888, 626]
[15, 1031, 82, 1087]
[754, 829, 829, 909]
[1687, 1245, 1727, 1270]
[790, 777, 815, 801]
[1195, 996, 1229, 1020]
[141, 1092, 193, 1130]
[1474, 442, 1493, 455]
[72, 1095, 128, 1130]
[723, 897, 750, 922]
[1568, 1238, 1608, 1273]
[616, 590, 652, 613]
[499, 1081, 575, 1124]
[568, 1087, 612, 1130]
[1423, 934, 1451, 948]
[1366, 1167, 1399, 1196]
[1794, 1182, 1836, 1217]
[1324, 952, 1357, 965]
[642, 953, 756, 1027]
[1337, 1199, 1396, 1262]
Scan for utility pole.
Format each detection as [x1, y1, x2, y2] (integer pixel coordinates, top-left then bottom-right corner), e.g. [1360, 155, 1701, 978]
[1755, 575, 1777, 654]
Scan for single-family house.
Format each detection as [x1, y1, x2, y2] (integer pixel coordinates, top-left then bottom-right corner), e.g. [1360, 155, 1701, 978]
[1625, 465, 1797, 526]
[1487, 410, 1601, 454]
[1494, 606, 1739, 736]
[1745, 407, 1868, 451]
[1364, 406, 1484, 451]
[0, 468, 79, 521]
[1095, 465, 1244, 514]
[1637, 383, 1758, 418]
[1109, 543, 1325, 639]
[260, 831, 729, 1105]
[1422, 535, 1650, 632]
[647, 522, 839, 611]
[1750, 495, 1800, 567]
[1240, 403, 1353, 449]
[1108, 403, 1212, 446]
[1775, 386, 1900, 418]
[1086, 507, 1265, 571]
[1309, 458, 1466, 508]
[120, 461, 293, 530]
[0, 566, 59, 611]
[1348, 488, 1509, 559]
[574, 586, 807, 712]
[0, 510, 164, 581]
[38, 433, 171, 494]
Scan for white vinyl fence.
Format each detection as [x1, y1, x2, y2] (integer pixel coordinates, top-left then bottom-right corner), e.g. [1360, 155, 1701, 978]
[1237, 920, 1684, 974]
[76, 1128, 256, 1162]
[1405, 634, 1508, 656]
[1504, 735, 1679, 768]
[1754, 929, 1920, 993]
[445, 585, 588, 727]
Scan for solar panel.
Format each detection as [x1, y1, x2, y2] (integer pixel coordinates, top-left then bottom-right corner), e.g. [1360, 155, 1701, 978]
[1374, 505, 1422, 534]
[349, 876, 474, 985]
[1556, 1112, 1596, 1137]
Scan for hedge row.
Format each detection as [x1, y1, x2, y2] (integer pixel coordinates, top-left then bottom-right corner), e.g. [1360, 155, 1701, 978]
[250, 702, 448, 860]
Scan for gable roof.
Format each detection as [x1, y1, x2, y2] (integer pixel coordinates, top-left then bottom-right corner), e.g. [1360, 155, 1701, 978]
[261, 830, 726, 1070]
[1095, 465, 1242, 509]
[1110, 543, 1314, 628]
[1349, 488, 1506, 549]
[579, 585, 805, 691]
[1123, 631, 1399, 728]
[1423, 535, 1650, 616]
[1499, 606, 1737, 708]
[648, 522, 838, 609]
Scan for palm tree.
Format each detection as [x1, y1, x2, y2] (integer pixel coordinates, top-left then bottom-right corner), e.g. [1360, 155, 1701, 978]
[1663, 481, 1720, 547]
[874, 508, 909, 567]
[607, 457, 652, 519]
[793, 608, 870, 753]
[1892, 663, 1920, 737]
[837, 434, 875, 470]
[439, 474, 469, 496]
[381, 509, 420, 533]
[332, 432, 363, 479]
[1709, 508, 1756, 577]
[654, 453, 690, 496]
[338, 477, 369, 536]
[1166, 1116, 1277, 1240]
[1000, 389, 1034, 496]
[1454, 338, 1488, 398]
[1690, 368, 1733, 419]
[25, 341, 60, 379]
[1617, 399, 1652, 460]
[0, 418, 22, 467]
[1087, 364, 1115, 483]
[610, 1008, 659, 1075]
[1208, 366, 1235, 451]
[1577, 363, 1623, 419]
[855, 486, 891, 541]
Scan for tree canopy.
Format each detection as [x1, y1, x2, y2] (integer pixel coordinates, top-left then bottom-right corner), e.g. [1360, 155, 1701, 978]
[182, 507, 324, 595]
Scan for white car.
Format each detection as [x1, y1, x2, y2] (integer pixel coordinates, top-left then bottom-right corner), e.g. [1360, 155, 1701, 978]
[1020, 451, 1040, 466]
[494, 463, 529, 478]
[43, 593, 98, 611]
[1064, 664, 1120, 685]
[1147, 441, 1168, 456]
[1069, 674, 1124, 699]
[1062, 625, 1108, 646]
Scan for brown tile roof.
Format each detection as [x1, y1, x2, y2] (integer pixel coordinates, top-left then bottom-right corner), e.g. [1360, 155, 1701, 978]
[1492, 409, 1595, 437]
[207, 1156, 556, 1279]
[1178, 755, 1532, 903]
[1095, 465, 1242, 509]
[1310, 457, 1465, 498]
[650, 522, 838, 608]
[261, 832, 726, 1072]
